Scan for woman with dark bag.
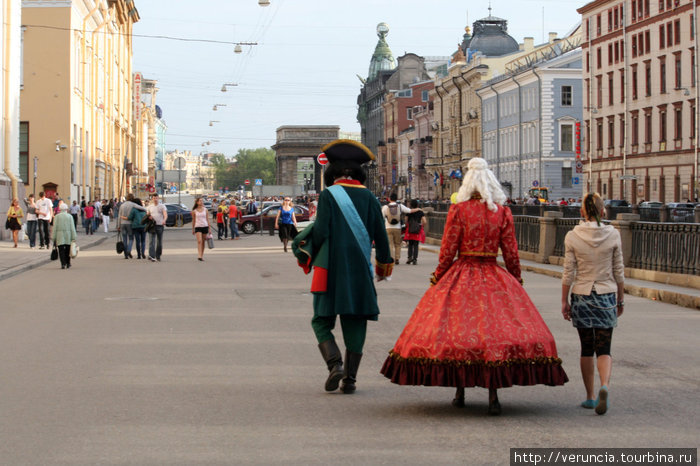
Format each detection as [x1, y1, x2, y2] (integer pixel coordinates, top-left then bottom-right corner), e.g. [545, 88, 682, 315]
[561, 192, 624, 415]
[6, 198, 24, 248]
[275, 197, 298, 252]
[381, 158, 568, 415]
[403, 199, 426, 265]
[52, 203, 76, 269]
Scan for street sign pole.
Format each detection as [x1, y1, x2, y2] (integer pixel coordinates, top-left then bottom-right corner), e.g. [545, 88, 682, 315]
[260, 180, 264, 237]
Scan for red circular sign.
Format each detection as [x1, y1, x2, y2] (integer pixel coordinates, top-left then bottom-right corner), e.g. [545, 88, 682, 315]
[317, 153, 328, 165]
[244, 179, 250, 185]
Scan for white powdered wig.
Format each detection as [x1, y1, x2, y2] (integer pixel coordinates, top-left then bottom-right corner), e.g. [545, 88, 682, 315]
[455, 158, 507, 211]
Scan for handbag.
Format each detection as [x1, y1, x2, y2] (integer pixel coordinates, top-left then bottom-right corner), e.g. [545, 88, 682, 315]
[70, 241, 79, 258]
[4, 217, 9, 230]
[116, 237, 124, 254]
[50, 245, 58, 261]
[207, 232, 214, 249]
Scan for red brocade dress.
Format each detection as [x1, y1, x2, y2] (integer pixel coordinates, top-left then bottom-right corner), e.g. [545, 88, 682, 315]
[381, 199, 568, 389]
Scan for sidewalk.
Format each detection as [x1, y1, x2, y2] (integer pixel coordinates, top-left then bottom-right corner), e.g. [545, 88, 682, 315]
[0, 230, 113, 281]
[419, 243, 700, 310]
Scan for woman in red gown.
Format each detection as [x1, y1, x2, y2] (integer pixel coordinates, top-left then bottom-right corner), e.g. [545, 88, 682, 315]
[381, 158, 568, 415]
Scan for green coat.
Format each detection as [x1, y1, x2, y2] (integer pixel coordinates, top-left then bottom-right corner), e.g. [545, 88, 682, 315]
[311, 182, 392, 320]
[52, 212, 76, 246]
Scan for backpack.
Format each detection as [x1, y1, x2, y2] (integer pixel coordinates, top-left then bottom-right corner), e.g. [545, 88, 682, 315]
[408, 214, 422, 234]
[386, 204, 400, 225]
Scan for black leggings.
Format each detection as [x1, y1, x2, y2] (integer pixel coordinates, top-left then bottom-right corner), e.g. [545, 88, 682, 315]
[577, 328, 613, 357]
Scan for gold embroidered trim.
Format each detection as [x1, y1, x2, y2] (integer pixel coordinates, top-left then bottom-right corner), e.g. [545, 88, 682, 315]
[334, 182, 366, 188]
[459, 251, 498, 257]
[387, 351, 563, 367]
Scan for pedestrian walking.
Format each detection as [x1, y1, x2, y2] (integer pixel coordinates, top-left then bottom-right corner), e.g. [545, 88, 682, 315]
[403, 199, 426, 265]
[69, 200, 79, 229]
[275, 197, 297, 252]
[561, 192, 625, 416]
[381, 158, 568, 415]
[24, 194, 38, 249]
[128, 198, 148, 259]
[36, 191, 53, 249]
[292, 140, 393, 394]
[216, 203, 226, 240]
[228, 202, 240, 239]
[5, 198, 24, 248]
[192, 197, 211, 261]
[101, 199, 112, 233]
[83, 202, 95, 235]
[382, 193, 412, 265]
[146, 194, 167, 262]
[51, 203, 76, 269]
[116, 193, 146, 259]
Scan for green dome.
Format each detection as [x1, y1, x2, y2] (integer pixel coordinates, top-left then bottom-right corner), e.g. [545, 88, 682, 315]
[368, 22, 396, 80]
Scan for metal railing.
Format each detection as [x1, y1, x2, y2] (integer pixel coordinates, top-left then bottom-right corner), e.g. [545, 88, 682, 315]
[629, 222, 700, 274]
[426, 211, 447, 240]
[552, 218, 582, 257]
[512, 216, 540, 253]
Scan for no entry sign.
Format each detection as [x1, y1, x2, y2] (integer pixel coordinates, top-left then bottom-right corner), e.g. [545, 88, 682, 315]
[317, 153, 328, 165]
[244, 179, 250, 185]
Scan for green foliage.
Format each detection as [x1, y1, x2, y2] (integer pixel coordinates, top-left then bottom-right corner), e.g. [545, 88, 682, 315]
[213, 148, 276, 189]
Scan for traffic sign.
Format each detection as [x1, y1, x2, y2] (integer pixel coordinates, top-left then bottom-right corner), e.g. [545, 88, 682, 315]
[244, 179, 250, 185]
[317, 152, 328, 165]
[576, 161, 583, 173]
[573, 177, 580, 185]
[255, 179, 262, 186]
[170, 185, 177, 193]
[532, 180, 539, 187]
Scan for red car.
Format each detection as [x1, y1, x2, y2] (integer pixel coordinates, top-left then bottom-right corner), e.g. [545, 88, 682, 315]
[238, 204, 310, 234]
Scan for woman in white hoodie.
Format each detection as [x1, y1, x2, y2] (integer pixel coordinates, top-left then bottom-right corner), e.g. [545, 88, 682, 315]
[561, 193, 625, 415]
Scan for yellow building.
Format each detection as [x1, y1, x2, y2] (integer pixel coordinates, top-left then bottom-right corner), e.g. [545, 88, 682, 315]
[21, 0, 139, 202]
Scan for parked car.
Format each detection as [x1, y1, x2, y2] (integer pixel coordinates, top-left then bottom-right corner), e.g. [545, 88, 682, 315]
[666, 202, 697, 222]
[604, 199, 630, 207]
[639, 201, 663, 208]
[238, 205, 310, 234]
[164, 203, 193, 227]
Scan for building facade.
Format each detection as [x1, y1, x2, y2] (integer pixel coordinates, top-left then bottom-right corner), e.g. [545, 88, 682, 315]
[478, 46, 583, 202]
[21, 0, 139, 204]
[578, 0, 699, 202]
[271, 125, 339, 193]
[1, 0, 22, 240]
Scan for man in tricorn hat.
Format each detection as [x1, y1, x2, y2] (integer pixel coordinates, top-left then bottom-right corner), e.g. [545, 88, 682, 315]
[296, 139, 394, 394]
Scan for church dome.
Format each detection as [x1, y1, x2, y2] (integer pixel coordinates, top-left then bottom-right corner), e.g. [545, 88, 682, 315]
[466, 14, 519, 57]
[368, 22, 396, 80]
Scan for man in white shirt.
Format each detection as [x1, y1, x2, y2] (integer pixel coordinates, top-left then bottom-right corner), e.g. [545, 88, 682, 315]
[146, 193, 168, 262]
[381, 193, 412, 265]
[36, 191, 53, 249]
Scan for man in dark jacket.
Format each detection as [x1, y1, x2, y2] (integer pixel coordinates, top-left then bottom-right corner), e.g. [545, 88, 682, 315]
[304, 140, 393, 394]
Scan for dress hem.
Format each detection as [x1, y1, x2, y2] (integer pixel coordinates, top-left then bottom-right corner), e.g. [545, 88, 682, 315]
[380, 351, 569, 389]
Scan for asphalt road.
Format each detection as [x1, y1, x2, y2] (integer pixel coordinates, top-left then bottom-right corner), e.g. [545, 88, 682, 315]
[1, 229, 698, 465]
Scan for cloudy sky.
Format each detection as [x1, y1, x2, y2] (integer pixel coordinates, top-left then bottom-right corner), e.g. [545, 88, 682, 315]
[132, 0, 582, 157]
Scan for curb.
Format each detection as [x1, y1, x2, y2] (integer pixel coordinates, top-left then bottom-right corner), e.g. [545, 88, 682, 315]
[420, 244, 700, 311]
[0, 235, 111, 282]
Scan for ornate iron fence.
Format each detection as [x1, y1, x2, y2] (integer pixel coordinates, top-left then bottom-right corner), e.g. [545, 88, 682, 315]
[426, 211, 447, 240]
[512, 216, 540, 253]
[553, 218, 582, 257]
[629, 222, 700, 274]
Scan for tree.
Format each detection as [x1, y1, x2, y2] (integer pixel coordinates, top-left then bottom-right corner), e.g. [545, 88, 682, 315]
[211, 148, 276, 190]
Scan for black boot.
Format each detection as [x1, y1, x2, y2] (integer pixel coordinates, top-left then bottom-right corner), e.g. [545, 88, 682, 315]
[340, 351, 362, 394]
[318, 339, 344, 392]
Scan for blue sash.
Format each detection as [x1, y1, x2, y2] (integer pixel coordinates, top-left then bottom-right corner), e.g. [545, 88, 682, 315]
[326, 185, 373, 278]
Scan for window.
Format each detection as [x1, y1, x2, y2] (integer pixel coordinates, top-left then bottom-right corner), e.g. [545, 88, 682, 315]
[19, 122, 29, 182]
[632, 35, 638, 57]
[407, 107, 413, 120]
[608, 43, 613, 65]
[561, 123, 574, 151]
[597, 75, 603, 107]
[674, 19, 681, 45]
[691, 104, 696, 140]
[562, 167, 573, 188]
[632, 66, 638, 99]
[646, 30, 651, 52]
[421, 90, 429, 101]
[667, 22, 673, 47]
[644, 0, 650, 17]
[614, 7, 619, 29]
[597, 47, 602, 68]
[638, 33, 645, 55]
[608, 117, 615, 148]
[561, 85, 572, 106]
[608, 74, 614, 105]
[597, 14, 602, 36]
[632, 0, 637, 21]
[614, 41, 620, 63]
[660, 25, 666, 48]
[692, 50, 696, 86]
[660, 58, 667, 93]
[691, 14, 695, 40]
[632, 113, 639, 145]
[675, 54, 682, 89]
[608, 10, 613, 32]
[586, 51, 590, 72]
[645, 111, 652, 143]
[620, 114, 625, 147]
[597, 119, 604, 150]
[645, 62, 652, 96]
[659, 0, 665, 12]
[675, 106, 682, 140]
[660, 109, 667, 142]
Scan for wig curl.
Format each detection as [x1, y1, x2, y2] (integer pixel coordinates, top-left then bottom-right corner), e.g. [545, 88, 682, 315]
[455, 158, 507, 211]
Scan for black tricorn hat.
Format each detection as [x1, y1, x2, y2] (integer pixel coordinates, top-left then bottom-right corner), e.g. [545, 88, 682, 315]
[320, 139, 375, 164]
